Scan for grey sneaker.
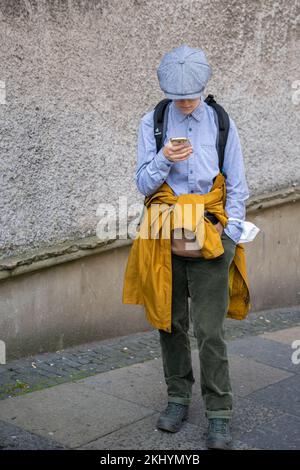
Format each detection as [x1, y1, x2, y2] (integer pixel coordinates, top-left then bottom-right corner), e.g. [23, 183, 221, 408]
[156, 402, 189, 433]
[206, 418, 233, 450]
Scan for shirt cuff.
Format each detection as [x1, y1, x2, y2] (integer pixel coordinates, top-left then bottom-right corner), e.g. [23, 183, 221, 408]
[154, 148, 174, 171]
[223, 223, 243, 244]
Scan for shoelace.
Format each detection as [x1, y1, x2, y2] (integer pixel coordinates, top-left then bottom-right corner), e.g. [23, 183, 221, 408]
[210, 419, 228, 434]
[165, 403, 186, 415]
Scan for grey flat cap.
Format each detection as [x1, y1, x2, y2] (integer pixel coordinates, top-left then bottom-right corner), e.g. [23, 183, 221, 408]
[157, 44, 212, 99]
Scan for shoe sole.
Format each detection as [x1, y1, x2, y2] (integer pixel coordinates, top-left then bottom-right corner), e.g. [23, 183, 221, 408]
[206, 439, 233, 450]
[156, 411, 189, 433]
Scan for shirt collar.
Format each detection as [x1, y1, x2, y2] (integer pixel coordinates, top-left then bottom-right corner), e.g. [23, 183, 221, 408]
[171, 96, 205, 123]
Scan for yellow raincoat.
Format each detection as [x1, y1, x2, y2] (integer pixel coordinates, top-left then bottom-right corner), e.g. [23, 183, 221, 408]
[122, 172, 251, 332]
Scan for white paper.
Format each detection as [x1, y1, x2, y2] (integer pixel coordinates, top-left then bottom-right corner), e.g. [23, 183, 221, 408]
[227, 217, 260, 243]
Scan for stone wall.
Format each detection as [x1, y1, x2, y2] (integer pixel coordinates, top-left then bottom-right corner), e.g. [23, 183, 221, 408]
[0, 0, 299, 259]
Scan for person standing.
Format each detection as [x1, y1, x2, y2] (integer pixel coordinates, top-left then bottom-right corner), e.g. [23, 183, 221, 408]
[132, 44, 250, 450]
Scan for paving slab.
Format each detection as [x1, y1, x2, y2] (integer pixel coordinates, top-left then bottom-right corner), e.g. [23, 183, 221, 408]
[76, 358, 168, 411]
[227, 335, 300, 375]
[0, 382, 154, 448]
[258, 326, 300, 345]
[247, 374, 300, 417]
[238, 413, 300, 450]
[227, 355, 293, 397]
[0, 419, 66, 450]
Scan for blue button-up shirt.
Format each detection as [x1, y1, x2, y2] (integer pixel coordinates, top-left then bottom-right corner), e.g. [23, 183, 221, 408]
[135, 95, 250, 243]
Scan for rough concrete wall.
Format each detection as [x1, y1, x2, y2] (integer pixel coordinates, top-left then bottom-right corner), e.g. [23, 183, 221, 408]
[0, 0, 299, 258]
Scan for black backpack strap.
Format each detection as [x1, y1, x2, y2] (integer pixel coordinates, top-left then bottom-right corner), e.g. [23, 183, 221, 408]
[204, 94, 230, 177]
[153, 98, 172, 153]
[139, 99, 171, 210]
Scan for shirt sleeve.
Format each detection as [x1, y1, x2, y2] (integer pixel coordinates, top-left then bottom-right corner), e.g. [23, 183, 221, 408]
[135, 112, 174, 196]
[222, 117, 250, 244]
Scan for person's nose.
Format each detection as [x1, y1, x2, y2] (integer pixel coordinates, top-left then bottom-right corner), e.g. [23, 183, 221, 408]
[180, 100, 191, 107]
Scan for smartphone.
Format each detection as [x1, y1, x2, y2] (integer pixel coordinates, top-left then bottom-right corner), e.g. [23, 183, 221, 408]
[170, 137, 189, 144]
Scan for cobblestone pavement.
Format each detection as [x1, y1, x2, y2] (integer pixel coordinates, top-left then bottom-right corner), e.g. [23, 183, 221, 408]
[0, 306, 299, 401]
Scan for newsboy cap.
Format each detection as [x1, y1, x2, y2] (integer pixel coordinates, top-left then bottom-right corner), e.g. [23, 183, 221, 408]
[157, 44, 212, 99]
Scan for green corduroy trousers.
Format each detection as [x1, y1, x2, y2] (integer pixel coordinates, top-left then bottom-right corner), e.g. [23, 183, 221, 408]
[158, 231, 237, 419]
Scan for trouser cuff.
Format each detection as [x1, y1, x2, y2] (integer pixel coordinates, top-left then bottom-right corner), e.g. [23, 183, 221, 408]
[205, 409, 233, 419]
[168, 396, 191, 405]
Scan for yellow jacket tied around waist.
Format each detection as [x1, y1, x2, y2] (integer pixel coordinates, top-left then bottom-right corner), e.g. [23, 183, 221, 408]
[122, 172, 251, 333]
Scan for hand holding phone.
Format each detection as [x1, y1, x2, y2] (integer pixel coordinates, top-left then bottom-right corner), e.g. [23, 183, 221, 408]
[163, 137, 193, 162]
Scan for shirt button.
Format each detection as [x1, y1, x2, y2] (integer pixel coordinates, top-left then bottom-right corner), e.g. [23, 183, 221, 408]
[190, 170, 193, 174]
[189, 128, 192, 132]
[191, 190, 194, 193]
